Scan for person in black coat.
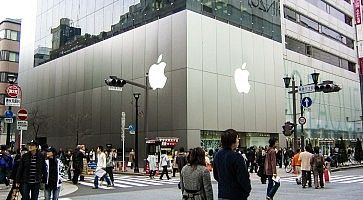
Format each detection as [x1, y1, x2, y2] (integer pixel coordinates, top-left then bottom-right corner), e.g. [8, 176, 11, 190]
[15, 140, 46, 200]
[213, 129, 251, 200]
[72, 146, 84, 185]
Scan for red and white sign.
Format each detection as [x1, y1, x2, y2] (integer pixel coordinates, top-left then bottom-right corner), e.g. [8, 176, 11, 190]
[5, 85, 20, 98]
[17, 109, 28, 121]
[354, 0, 361, 25]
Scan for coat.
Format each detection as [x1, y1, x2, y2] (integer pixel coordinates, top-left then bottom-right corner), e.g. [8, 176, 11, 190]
[147, 155, 157, 171]
[264, 147, 277, 176]
[45, 158, 64, 188]
[181, 165, 213, 200]
[16, 151, 46, 184]
[213, 148, 251, 200]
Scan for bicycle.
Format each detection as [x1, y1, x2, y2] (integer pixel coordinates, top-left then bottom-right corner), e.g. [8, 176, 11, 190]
[285, 158, 293, 173]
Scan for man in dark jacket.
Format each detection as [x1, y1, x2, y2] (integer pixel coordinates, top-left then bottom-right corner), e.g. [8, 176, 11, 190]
[176, 147, 188, 174]
[72, 145, 84, 184]
[265, 138, 280, 200]
[213, 129, 251, 200]
[16, 140, 46, 200]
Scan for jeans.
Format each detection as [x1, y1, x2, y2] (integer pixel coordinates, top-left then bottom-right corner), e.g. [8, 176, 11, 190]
[44, 187, 60, 200]
[94, 174, 111, 188]
[159, 166, 170, 180]
[72, 168, 80, 184]
[266, 176, 280, 198]
[106, 167, 114, 184]
[149, 170, 156, 178]
[22, 183, 40, 200]
[313, 170, 324, 188]
[302, 170, 312, 187]
[172, 168, 178, 177]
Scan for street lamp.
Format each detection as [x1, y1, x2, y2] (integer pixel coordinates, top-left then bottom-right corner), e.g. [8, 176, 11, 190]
[5, 74, 18, 146]
[133, 93, 141, 173]
[283, 72, 319, 151]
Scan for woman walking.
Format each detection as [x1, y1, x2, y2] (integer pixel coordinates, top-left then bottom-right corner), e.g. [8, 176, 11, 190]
[311, 147, 325, 189]
[180, 147, 213, 200]
[44, 147, 63, 200]
[105, 149, 116, 186]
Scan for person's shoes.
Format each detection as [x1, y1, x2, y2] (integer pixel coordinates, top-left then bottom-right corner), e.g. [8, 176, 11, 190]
[112, 183, 114, 187]
[321, 186, 324, 188]
[261, 182, 266, 184]
[92, 187, 98, 189]
[266, 196, 272, 200]
[308, 185, 312, 188]
[167, 178, 171, 180]
[107, 184, 112, 187]
[159, 178, 163, 180]
[315, 187, 319, 189]
[302, 186, 306, 188]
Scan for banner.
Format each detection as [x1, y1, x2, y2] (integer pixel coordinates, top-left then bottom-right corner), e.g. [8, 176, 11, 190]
[355, 0, 361, 25]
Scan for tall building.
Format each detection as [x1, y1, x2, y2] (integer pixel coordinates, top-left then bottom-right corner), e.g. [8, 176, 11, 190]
[18, 0, 362, 156]
[0, 18, 21, 144]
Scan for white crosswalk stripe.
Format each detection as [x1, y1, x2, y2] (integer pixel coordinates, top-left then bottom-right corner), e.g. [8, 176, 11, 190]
[280, 175, 363, 184]
[78, 175, 180, 189]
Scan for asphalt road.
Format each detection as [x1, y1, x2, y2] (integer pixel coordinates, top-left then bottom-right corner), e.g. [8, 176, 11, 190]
[59, 167, 363, 200]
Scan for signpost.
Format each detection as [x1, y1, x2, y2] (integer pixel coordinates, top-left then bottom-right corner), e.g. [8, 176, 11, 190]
[121, 112, 126, 171]
[128, 124, 135, 135]
[4, 118, 13, 123]
[5, 85, 20, 98]
[298, 85, 315, 94]
[17, 109, 28, 120]
[301, 97, 313, 108]
[17, 109, 28, 146]
[298, 116, 306, 125]
[5, 98, 21, 107]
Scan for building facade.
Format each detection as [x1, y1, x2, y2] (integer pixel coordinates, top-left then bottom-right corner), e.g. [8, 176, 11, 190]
[18, 0, 362, 156]
[0, 18, 21, 144]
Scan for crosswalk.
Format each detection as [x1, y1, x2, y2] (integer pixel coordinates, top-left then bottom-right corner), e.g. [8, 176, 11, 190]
[79, 175, 180, 190]
[280, 174, 363, 184]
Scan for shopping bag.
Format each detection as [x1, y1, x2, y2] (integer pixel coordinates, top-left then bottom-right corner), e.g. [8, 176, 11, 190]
[95, 168, 106, 177]
[324, 169, 330, 182]
[127, 162, 132, 167]
[6, 186, 20, 200]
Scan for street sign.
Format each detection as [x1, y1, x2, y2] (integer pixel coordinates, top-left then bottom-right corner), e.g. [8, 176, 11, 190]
[301, 97, 313, 108]
[4, 118, 13, 123]
[5, 85, 20, 98]
[4, 110, 13, 118]
[17, 109, 28, 120]
[298, 85, 315, 94]
[17, 120, 28, 130]
[5, 98, 21, 107]
[128, 124, 135, 135]
[108, 86, 123, 91]
[298, 116, 306, 125]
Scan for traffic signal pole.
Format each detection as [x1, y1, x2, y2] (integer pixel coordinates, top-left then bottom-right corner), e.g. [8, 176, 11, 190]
[291, 78, 298, 152]
[300, 81, 305, 151]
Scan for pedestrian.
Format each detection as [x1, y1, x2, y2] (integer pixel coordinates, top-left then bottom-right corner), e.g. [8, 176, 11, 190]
[248, 147, 257, 173]
[256, 147, 267, 184]
[80, 145, 87, 181]
[213, 129, 251, 200]
[105, 149, 115, 186]
[93, 146, 111, 189]
[355, 138, 362, 164]
[299, 146, 313, 188]
[72, 145, 84, 185]
[292, 148, 302, 185]
[310, 147, 325, 189]
[147, 154, 157, 179]
[65, 150, 73, 181]
[44, 147, 63, 200]
[176, 147, 188, 176]
[277, 148, 283, 168]
[0, 145, 12, 186]
[16, 140, 47, 200]
[265, 138, 280, 200]
[180, 147, 213, 200]
[159, 153, 171, 180]
[129, 149, 135, 169]
[172, 151, 179, 177]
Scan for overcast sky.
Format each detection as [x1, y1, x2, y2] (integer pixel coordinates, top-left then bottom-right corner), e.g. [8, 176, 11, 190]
[0, 0, 37, 21]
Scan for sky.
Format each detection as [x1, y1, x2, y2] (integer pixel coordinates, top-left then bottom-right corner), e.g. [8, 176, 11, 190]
[0, 0, 37, 21]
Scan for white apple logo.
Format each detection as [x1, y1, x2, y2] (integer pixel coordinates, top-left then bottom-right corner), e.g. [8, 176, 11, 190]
[149, 54, 167, 90]
[234, 63, 251, 94]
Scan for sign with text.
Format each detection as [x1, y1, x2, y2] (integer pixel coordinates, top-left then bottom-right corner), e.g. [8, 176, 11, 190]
[355, 0, 361, 25]
[298, 85, 315, 94]
[5, 98, 21, 107]
[17, 120, 28, 130]
[4, 118, 13, 124]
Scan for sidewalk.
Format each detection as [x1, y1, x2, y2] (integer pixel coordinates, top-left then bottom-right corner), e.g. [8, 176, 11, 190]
[0, 182, 78, 199]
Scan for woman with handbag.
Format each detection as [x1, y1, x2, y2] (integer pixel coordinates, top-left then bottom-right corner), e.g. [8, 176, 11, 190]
[180, 147, 213, 200]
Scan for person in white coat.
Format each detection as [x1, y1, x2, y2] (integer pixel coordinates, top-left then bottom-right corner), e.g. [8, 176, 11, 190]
[44, 147, 64, 200]
[93, 146, 111, 189]
[147, 154, 157, 179]
[159, 153, 170, 180]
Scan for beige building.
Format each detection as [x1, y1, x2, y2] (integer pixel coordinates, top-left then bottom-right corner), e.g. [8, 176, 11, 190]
[0, 18, 21, 145]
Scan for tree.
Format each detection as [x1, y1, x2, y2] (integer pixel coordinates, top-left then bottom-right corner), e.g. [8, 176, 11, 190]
[28, 106, 48, 140]
[64, 113, 91, 146]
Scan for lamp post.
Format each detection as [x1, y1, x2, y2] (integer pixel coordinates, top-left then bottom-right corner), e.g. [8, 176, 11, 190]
[283, 72, 319, 151]
[133, 93, 141, 173]
[6, 75, 18, 147]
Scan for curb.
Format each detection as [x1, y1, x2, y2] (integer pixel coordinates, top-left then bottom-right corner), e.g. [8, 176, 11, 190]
[331, 164, 363, 172]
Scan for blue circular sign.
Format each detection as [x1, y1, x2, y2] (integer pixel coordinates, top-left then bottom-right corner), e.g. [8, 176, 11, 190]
[4, 110, 13, 118]
[301, 97, 313, 108]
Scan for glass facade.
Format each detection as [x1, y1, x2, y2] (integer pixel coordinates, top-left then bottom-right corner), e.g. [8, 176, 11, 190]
[34, 0, 282, 67]
[0, 50, 20, 62]
[0, 29, 21, 41]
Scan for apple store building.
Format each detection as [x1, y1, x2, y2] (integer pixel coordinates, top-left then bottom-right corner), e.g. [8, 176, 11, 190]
[19, 1, 286, 152]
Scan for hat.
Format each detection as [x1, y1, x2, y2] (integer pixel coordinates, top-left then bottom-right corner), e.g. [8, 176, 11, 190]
[27, 140, 38, 146]
[47, 147, 57, 155]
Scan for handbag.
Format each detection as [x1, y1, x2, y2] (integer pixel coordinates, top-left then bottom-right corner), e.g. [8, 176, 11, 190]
[6, 186, 20, 200]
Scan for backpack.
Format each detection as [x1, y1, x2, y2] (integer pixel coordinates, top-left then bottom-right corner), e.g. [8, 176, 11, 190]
[315, 155, 324, 171]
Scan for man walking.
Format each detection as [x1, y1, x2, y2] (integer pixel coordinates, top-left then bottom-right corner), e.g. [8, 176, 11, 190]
[292, 149, 302, 185]
[159, 153, 171, 180]
[16, 140, 46, 200]
[72, 146, 83, 185]
[176, 147, 188, 175]
[265, 138, 280, 200]
[311, 147, 325, 189]
[93, 146, 111, 189]
[213, 129, 251, 200]
[299, 146, 313, 188]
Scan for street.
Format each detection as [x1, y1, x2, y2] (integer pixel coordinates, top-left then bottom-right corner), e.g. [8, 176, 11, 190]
[57, 167, 363, 200]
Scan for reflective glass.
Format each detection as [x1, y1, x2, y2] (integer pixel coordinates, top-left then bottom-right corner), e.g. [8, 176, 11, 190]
[299, 15, 319, 32]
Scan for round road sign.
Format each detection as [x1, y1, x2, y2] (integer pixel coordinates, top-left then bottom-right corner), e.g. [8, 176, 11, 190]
[298, 116, 306, 125]
[6, 85, 20, 98]
[17, 109, 28, 120]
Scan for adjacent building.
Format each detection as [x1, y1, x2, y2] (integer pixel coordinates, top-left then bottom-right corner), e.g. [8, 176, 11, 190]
[0, 18, 21, 144]
[17, 0, 363, 157]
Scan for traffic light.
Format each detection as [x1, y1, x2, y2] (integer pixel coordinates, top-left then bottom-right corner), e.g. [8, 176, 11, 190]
[105, 76, 127, 87]
[315, 80, 341, 93]
[282, 121, 295, 136]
